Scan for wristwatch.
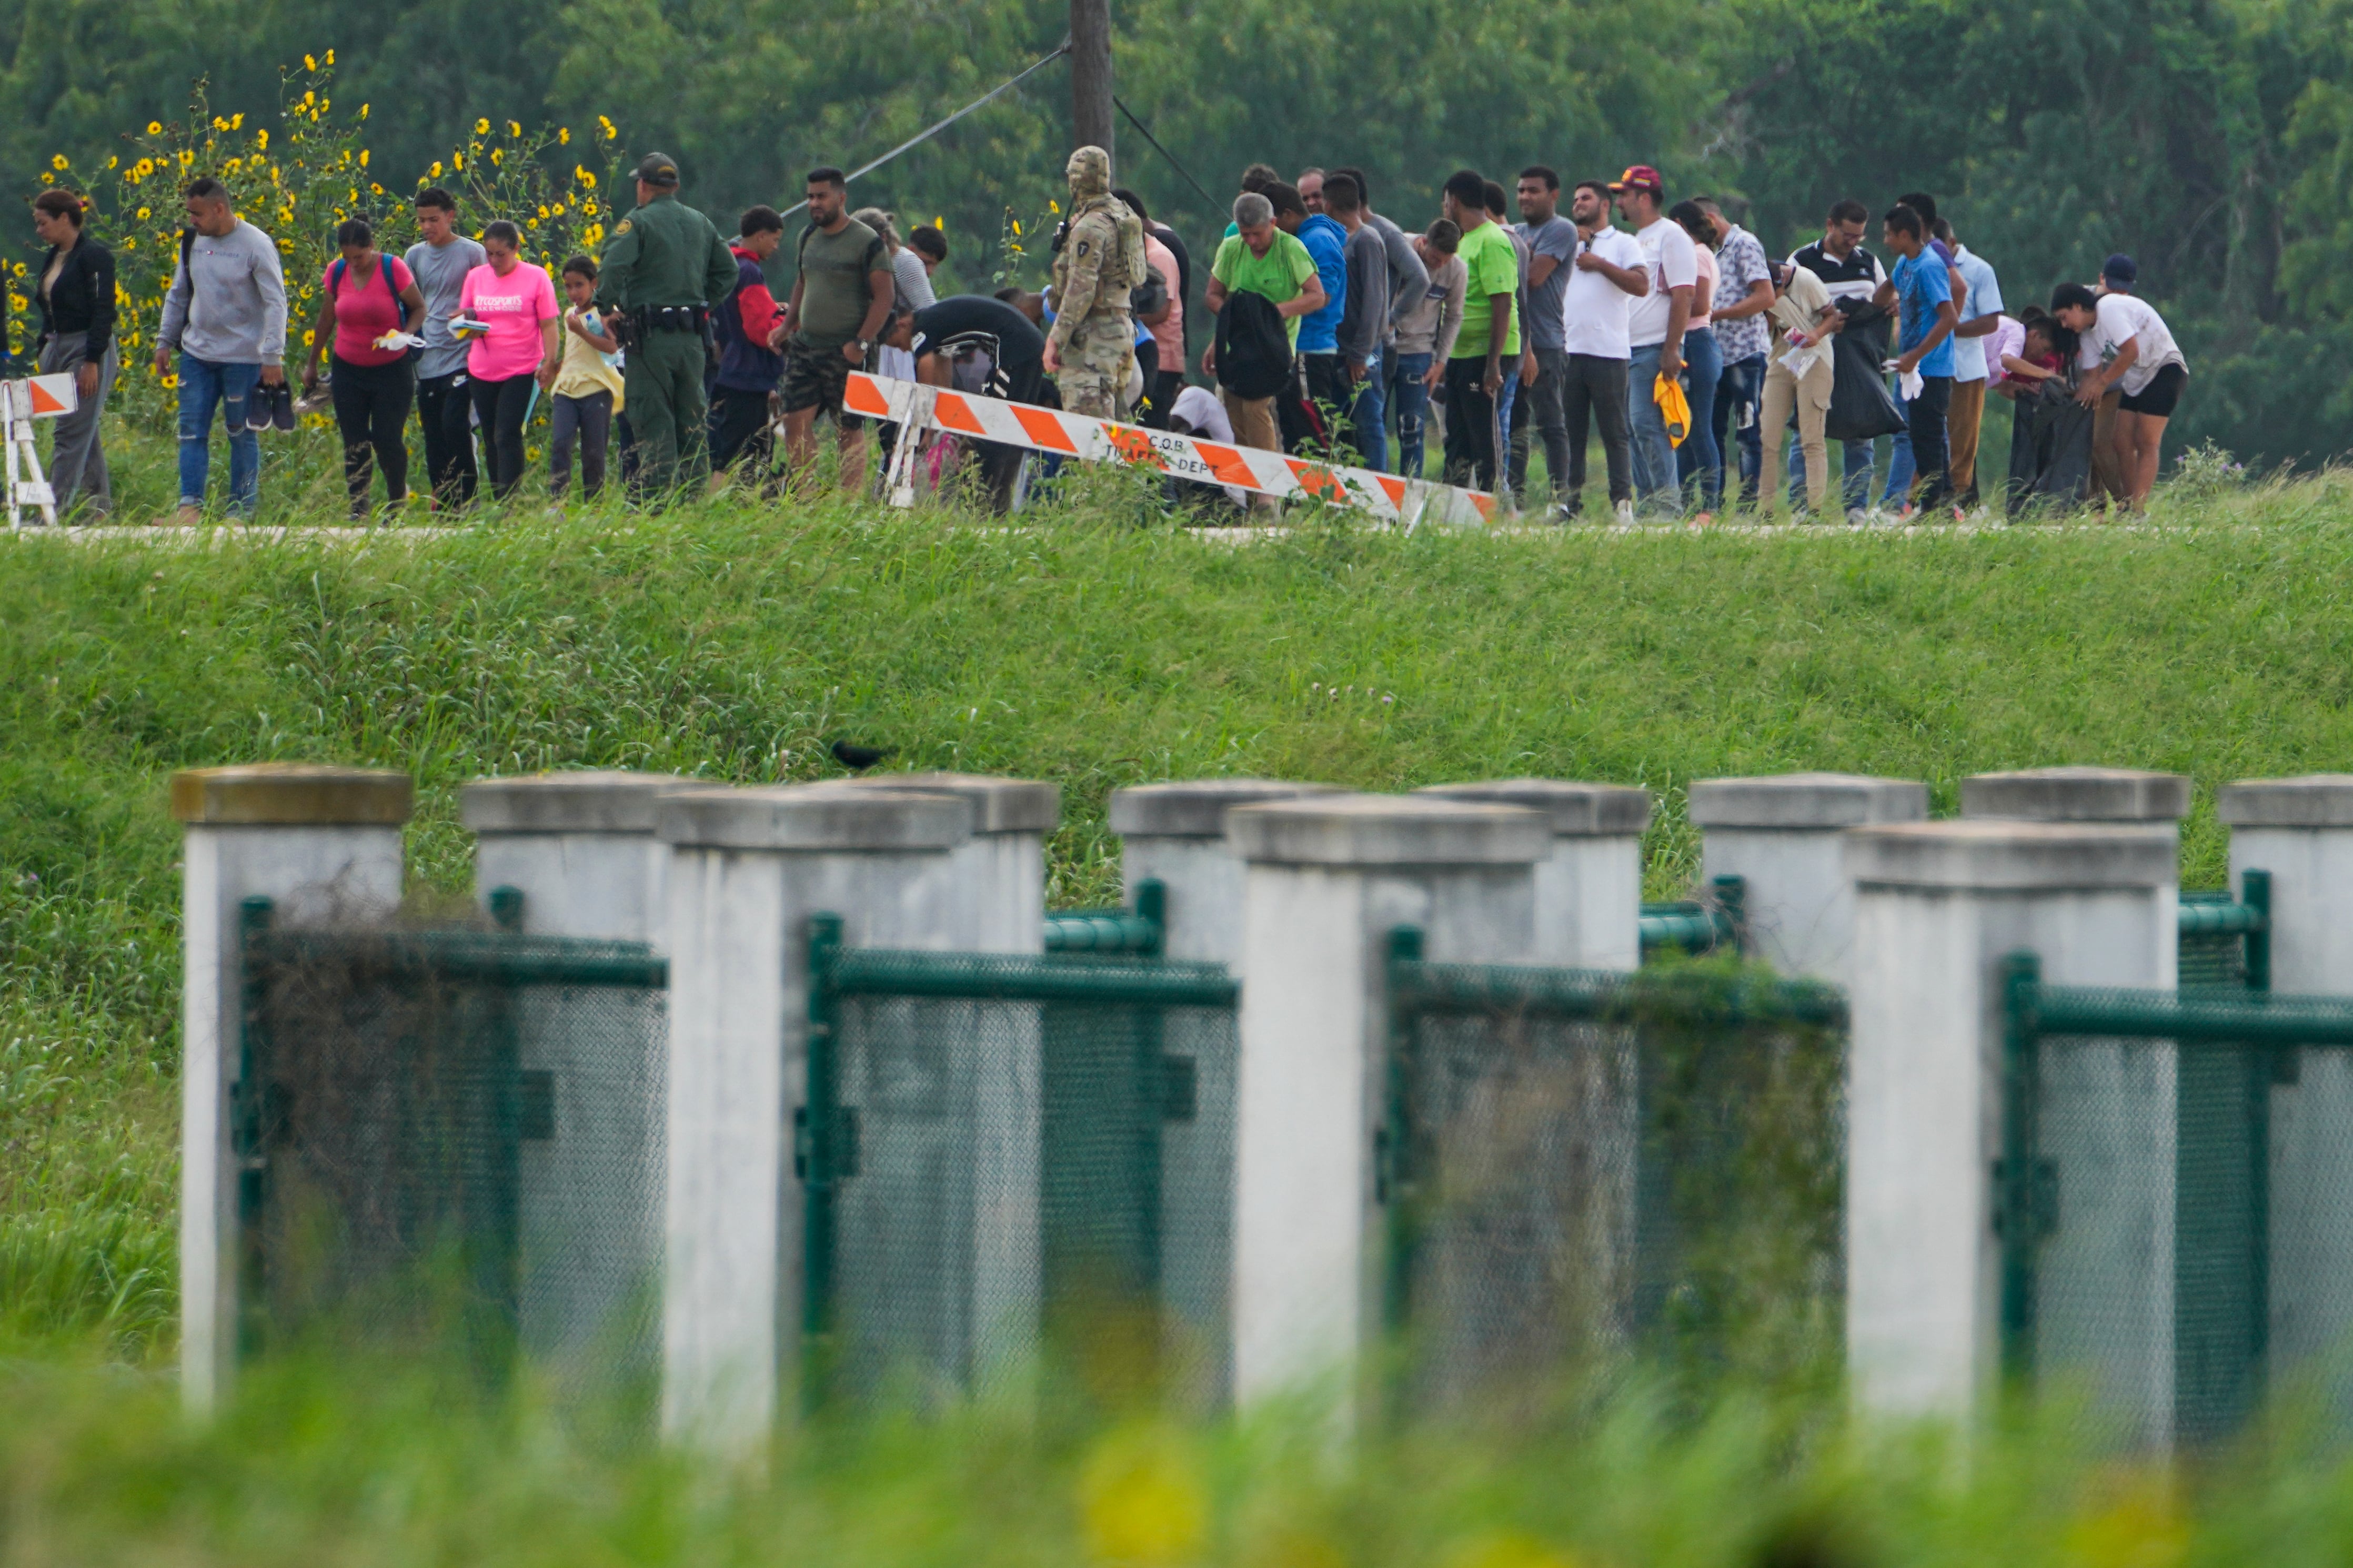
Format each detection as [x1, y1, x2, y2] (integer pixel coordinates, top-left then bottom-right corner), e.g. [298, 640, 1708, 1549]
[852, 338, 872, 355]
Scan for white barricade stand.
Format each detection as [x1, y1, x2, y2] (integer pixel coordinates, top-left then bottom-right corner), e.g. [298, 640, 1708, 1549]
[173, 764, 414, 1415]
[4, 373, 79, 527]
[844, 370, 1497, 528]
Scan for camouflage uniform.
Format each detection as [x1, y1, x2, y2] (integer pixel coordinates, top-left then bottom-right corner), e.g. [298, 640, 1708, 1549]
[1048, 145, 1145, 421]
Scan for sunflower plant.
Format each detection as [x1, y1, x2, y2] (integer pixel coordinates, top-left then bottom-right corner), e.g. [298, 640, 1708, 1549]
[16, 52, 630, 430]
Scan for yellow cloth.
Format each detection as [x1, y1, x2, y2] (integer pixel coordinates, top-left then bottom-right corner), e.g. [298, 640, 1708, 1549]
[553, 307, 626, 409]
[1654, 372, 1690, 448]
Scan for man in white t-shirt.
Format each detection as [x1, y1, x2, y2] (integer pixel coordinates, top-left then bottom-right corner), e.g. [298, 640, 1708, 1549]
[1168, 383, 1251, 509]
[2053, 280, 2188, 508]
[1611, 165, 1696, 511]
[1558, 179, 1648, 522]
[1936, 218, 2003, 508]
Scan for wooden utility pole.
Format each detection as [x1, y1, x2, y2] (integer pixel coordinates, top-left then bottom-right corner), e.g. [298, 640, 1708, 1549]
[1070, 0, 1114, 158]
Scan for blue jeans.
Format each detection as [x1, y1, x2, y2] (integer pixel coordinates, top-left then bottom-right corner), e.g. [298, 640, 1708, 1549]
[177, 354, 262, 514]
[1496, 362, 1520, 474]
[1715, 352, 1765, 504]
[1673, 327, 1724, 509]
[1790, 436, 1877, 513]
[1389, 350, 1433, 478]
[1880, 381, 1915, 505]
[1626, 342, 1679, 509]
[1348, 348, 1387, 472]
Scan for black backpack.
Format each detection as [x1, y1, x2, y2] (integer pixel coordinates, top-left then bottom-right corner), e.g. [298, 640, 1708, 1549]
[1214, 289, 1292, 401]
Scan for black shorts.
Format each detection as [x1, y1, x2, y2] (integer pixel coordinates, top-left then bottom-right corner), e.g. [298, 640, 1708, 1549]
[2117, 362, 2186, 418]
[780, 338, 868, 417]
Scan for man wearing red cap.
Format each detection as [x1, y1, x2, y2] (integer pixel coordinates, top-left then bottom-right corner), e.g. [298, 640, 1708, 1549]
[1610, 166, 1696, 514]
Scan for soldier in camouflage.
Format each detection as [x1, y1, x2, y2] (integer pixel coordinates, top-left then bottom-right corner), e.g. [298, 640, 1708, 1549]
[1042, 145, 1146, 421]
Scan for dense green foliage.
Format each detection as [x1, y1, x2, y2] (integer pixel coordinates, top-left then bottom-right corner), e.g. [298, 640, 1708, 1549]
[4, 0, 2350, 466]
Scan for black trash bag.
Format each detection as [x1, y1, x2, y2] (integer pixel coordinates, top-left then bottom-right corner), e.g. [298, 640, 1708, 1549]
[2005, 378, 2096, 515]
[1823, 305, 1904, 443]
[1214, 289, 1293, 401]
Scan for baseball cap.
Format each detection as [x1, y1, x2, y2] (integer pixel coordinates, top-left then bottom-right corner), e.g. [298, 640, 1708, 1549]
[634, 151, 681, 187]
[1607, 165, 1664, 196]
[2101, 252, 2137, 286]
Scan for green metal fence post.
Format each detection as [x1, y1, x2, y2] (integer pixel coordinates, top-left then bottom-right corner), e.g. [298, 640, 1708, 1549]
[487, 885, 526, 932]
[1134, 878, 1167, 958]
[1997, 950, 2043, 1389]
[234, 895, 275, 1360]
[1379, 926, 1424, 1338]
[1711, 874, 1747, 955]
[802, 912, 844, 1411]
[2241, 868, 2272, 995]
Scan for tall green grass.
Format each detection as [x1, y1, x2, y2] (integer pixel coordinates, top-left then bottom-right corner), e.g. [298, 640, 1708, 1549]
[6, 470, 2353, 1356]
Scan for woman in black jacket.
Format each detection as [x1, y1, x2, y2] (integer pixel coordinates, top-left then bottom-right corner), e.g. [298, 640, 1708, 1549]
[31, 188, 117, 520]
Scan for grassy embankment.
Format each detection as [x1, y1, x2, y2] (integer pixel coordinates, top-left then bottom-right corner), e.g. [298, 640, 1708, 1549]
[4, 471, 2352, 1561]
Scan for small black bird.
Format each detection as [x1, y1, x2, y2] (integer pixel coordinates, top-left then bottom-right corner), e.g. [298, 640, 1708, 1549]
[830, 740, 896, 772]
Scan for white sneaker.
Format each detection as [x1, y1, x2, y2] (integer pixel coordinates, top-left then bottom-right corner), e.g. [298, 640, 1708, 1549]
[1614, 499, 1637, 527]
[1845, 507, 1868, 526]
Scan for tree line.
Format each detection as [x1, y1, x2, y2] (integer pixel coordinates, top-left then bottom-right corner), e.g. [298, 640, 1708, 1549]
[3, 0, 2346, 467]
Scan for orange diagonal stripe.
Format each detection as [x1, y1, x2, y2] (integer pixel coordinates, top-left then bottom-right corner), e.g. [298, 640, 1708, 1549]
[843, 373, 892, 418]
[932, 391, 987, 435]
[1193, 442, 1261, 489]
[1377, 476, 1407, 509]
[1012, 404, 1079, 452]
[1104, 424, 1168, 470]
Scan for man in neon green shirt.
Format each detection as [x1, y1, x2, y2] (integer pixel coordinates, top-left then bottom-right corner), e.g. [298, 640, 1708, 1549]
[1438, 168, 1518, 491]
[1204, 189, 1327, 456]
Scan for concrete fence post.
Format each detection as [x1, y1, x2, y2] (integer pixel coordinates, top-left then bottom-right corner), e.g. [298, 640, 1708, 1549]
[2219, 776, 2353, 1374]
[173, 763, 413, 1417]
[1414, 780, 1651, 969]
[460, 771, 701, 1381]
[1108, 780, 1343, 968]
[1844, 821, 2176, 1428]
[1962, 765, 2192, 831]
[848, 771, 1060, 953]
[1223, 794, 1551, 1417]
[1687, 773, 1928, 983]
[463, 770, 704, 946]
[656, 783, 980, 1450]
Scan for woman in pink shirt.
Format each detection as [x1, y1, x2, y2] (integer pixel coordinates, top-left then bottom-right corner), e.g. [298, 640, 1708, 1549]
[458, 220, 560, 501]
[300, 217, 427, 518]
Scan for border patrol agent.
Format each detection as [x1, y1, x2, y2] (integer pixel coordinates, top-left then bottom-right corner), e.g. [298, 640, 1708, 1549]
[593, 151, 739, 497]
[1042, 145, 1145, 420]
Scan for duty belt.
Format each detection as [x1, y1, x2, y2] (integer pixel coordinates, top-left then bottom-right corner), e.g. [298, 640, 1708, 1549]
[631, 304, 709, 333]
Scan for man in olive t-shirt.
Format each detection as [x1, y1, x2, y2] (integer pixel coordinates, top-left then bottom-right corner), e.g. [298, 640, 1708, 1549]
[775, 164, 894, 492]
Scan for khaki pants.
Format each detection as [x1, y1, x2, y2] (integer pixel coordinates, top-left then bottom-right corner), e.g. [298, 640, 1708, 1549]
[1758, 348, 1834, 514]
[1947, 378, 1986, 500]
[1220, 389, 1280, 512]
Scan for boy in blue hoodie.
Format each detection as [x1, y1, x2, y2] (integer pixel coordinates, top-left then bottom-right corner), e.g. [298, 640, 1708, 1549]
[1270, 181, 1349, 454]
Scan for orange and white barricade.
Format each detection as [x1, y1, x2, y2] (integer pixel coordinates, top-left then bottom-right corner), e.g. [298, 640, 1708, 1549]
[4, 373, 78, 528]
[844, 371, 1496, 528]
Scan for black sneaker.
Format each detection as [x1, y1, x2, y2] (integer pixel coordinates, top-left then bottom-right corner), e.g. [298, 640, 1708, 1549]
[270, 381, 297, 432]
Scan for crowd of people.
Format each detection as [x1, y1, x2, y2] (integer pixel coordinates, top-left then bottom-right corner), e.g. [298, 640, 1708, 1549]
[14, 145, 2189, 523]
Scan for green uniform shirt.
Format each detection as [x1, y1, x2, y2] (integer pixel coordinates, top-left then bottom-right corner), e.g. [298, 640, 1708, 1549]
[592, 191, 738, 311]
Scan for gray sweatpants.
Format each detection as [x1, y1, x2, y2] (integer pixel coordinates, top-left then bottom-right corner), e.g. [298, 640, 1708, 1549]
[36, 332, 114, 519]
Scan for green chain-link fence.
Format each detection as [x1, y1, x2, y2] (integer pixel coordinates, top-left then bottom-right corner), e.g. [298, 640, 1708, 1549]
[1999, 873, 2353, 1450]
[235, 894, 668, 1387]
[805, 916, 1239, 1413]
[1381, 928, 1848, 1415]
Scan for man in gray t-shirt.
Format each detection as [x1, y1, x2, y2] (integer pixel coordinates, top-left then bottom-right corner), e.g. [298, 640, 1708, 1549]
[405, 187, 489, 507]
[1510, 167, 1580, 508]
